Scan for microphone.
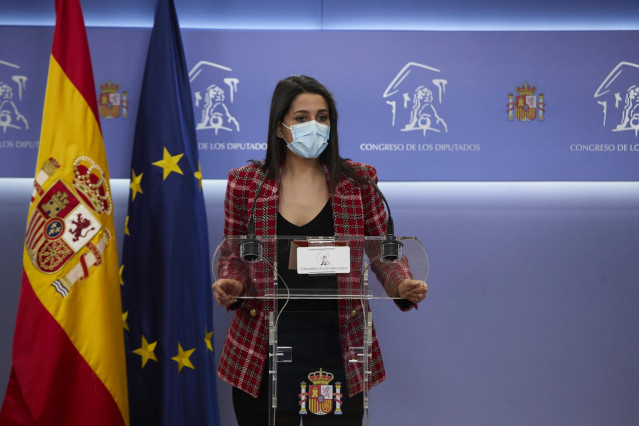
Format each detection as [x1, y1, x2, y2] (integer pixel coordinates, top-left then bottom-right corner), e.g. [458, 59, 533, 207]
[239, 173, 268, 262]
[365, 174, 402, 262]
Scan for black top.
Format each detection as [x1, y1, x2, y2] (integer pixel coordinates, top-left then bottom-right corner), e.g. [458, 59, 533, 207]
[275, 200, 352, 408]
[277, 200, 338, 312]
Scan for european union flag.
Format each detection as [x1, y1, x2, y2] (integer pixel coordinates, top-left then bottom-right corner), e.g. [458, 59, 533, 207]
[120, 0, 220, 424]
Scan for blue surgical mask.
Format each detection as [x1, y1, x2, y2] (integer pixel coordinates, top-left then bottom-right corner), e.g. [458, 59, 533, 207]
[281, 120, 330, 159]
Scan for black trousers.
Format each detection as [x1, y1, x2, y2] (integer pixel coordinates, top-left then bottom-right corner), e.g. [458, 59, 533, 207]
[233, 309, 364, 425]
[232, 367, 364, 426]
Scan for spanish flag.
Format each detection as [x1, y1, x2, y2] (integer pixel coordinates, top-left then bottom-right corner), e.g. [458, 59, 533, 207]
[0, 0, 129, 424]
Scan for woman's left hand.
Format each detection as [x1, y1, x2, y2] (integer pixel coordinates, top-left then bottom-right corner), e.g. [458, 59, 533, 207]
[398, 279, 428, 304]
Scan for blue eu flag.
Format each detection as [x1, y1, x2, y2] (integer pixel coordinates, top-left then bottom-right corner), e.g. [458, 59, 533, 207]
[120, 0, 220, 424]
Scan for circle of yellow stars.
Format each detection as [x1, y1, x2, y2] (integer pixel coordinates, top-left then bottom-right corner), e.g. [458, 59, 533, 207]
[121, 145, 211, 372]
[124, 330, 214, 373]
[128, 146, 203, 203]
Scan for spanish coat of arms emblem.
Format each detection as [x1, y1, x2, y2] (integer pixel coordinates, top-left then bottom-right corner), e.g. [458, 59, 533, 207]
[299, 368, 344, 416]
[26, 156, 112, 297]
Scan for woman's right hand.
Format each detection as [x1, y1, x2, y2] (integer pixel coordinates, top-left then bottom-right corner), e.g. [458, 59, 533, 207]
[212, 279, 243, 307]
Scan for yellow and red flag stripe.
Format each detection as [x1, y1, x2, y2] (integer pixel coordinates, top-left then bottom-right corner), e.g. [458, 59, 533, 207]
[0, 0, 129, 424]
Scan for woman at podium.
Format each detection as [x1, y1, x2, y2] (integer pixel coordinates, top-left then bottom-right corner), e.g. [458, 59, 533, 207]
[212, 75, 427, 425]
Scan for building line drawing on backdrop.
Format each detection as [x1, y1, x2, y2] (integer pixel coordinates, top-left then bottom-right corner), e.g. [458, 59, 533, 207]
[383, 61, 448, 136]
[594, 61, 639, 136]
[0, 59, 29, 133]
[189, 60, 240, 135]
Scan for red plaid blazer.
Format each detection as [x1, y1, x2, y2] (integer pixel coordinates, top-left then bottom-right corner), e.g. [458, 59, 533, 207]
[217, 160, 414, 398]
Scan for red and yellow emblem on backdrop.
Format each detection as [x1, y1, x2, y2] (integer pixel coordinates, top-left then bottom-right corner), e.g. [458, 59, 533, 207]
[507, 82, 545, 122]
[98, 81, 128, 119]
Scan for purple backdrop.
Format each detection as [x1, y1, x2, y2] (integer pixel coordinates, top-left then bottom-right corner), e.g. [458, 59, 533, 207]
[1, 28, 638, 181]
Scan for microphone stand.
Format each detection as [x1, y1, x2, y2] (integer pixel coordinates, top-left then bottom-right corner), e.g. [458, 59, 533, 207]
[366, 174, 402, 262]
[240, 173, 268, 262]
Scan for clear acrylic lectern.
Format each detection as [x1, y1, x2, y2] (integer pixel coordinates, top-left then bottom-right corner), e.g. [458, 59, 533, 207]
[213, 235, 428, 425]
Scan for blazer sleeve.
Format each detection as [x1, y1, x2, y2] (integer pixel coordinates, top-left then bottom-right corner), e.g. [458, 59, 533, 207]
[216, 168, 250, 300]
[360, 164, 417, 311]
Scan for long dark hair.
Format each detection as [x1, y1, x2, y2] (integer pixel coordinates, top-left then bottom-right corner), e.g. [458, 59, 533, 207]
[254, 75, 361, 191]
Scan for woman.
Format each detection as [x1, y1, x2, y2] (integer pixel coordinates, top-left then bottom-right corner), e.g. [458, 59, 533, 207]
[212, 75, 428, 425]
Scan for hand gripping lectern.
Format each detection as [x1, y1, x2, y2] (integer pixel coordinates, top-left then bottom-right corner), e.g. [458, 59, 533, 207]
[213, 235, 428, 425]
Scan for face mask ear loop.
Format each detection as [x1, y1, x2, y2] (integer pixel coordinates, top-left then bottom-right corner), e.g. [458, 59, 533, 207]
[280, 122, 291, 144]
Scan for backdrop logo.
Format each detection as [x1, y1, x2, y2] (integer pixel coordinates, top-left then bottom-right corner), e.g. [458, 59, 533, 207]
[189, 61, 240, 135]
[0, 59, 29, 133]
[594, 61, 639, 136]
[98, 81, 128, 119]
[383, 62, 448, 136]
[507, 82, 545, 122]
